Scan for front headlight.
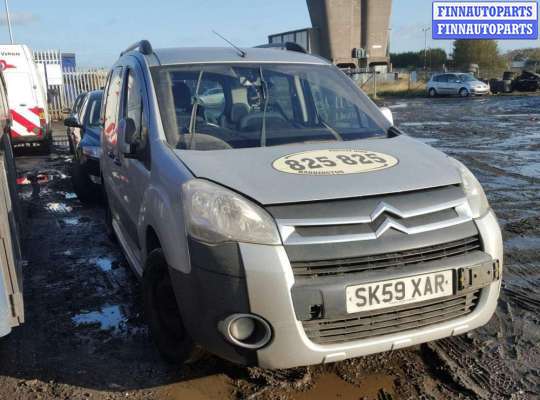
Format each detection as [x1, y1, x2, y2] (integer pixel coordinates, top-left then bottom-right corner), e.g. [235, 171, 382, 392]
[451, 158, 490, 218]
[182, 179, 281, 245]
[82, 145, 102, 159]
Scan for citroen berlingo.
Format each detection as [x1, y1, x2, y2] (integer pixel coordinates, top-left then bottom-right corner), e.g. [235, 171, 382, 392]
[100, 40, 503, 369]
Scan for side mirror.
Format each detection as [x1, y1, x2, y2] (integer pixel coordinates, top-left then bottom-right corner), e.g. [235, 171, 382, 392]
[119, 117, 139, 155]
[380, 107, 394, 125]
[64, 116, 81, 128]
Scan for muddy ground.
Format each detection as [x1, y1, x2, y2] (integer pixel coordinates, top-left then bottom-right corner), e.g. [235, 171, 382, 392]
[0, 94, 538, 400]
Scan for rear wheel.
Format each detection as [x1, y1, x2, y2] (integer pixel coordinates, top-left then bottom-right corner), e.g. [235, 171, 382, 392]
[428, 88, 437, 97]
[143, 249, 199, 364]
[459, 88, 470, 97]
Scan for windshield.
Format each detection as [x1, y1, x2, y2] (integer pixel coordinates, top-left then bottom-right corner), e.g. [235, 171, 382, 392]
[151, 63, 388, 151]
[459, 74, 478, 82]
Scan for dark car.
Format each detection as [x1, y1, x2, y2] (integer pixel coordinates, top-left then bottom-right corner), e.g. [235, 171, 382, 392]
[64, 90, 103, 203]
[65, 92, 87, 154]
[512, 70, 540, 92]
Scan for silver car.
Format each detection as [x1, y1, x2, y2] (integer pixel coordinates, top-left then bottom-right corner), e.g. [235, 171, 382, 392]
[427, 73, 490, 97]
[101, 40, 503, 369]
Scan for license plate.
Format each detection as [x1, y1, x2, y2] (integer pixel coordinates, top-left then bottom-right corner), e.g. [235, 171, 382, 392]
[346, 270, 453, 314]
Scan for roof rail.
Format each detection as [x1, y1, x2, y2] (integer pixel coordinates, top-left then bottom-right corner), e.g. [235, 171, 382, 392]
[120, 40, 153, 56]
[255, 42, 308, 54]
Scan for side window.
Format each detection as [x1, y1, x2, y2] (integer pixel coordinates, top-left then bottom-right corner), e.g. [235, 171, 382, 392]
[103, 67, 123, 145]
[125, 69, 142, 136]
[124, 68, 150, 158]
[77, 96, 89, 124]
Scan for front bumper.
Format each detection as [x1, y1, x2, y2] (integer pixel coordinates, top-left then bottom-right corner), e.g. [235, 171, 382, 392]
[240, 209, 502, 369]
[470, 87, 490, 95]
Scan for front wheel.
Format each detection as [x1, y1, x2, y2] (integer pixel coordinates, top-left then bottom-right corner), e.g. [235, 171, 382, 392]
[459, 88, 470, 97]
[71, 159, 100, 204]
[428, 88, 437, 97]
[143, 249, 199, 364]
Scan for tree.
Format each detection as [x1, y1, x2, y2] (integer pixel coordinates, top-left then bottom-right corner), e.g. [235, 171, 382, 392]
[390, 48, 447, 70]
[452, 40, 506, 77]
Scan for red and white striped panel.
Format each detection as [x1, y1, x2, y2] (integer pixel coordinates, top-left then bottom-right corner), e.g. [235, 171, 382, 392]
[10, 107, 43, 138]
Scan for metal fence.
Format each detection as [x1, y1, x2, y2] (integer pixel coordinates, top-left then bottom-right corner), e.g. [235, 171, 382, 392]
[47, 68, 108, 120]
[33, 50, 109, 120]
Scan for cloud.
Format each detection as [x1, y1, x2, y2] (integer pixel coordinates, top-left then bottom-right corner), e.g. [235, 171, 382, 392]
[0, 12, 39, 26]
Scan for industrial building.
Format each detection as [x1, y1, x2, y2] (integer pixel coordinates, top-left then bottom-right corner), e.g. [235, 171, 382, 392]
[268, 0, 392, 70]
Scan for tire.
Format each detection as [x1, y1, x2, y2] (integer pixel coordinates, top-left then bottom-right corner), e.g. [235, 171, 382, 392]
[104, 195, 116, 242]
[67, 135, 75, 155]
[459, 88, 470, 97]
[428, 88, 437, 98]
[143, 249, 198, 364]
[71, 159, 100, 204]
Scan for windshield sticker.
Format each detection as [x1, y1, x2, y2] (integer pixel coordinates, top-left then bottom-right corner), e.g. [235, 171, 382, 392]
[272, 149, 398, 176]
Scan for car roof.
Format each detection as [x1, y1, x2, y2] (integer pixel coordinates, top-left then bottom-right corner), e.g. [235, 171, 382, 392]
[142, 47, 330, 67]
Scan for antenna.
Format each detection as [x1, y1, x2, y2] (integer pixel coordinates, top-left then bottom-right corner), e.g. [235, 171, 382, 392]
[212, 30, 246, 58]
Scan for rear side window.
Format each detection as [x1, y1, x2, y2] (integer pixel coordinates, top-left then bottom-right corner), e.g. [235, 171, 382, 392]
[103, 67, 123, 145]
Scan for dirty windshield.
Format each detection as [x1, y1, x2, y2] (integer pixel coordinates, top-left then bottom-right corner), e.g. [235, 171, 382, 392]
[152, 64, 388, 150]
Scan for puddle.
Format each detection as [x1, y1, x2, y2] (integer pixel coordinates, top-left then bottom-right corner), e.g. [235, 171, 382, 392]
[389, 103, 408, 109]
[401, 121, 451, 127]
[46, 202, 73, 213]
[61, 217, 80, 226]
[505, 236, 540, 251]
[293, 373, 395, 400]
[94, 257, 113, 272]
[72, 305, 125, 331]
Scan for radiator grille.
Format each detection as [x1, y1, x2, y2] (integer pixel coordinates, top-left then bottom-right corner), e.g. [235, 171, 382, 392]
[291, 236, 481, 277]
[302, 290, 480, 345]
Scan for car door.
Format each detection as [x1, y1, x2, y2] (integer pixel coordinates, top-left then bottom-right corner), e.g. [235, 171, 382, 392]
[446, 74, 461, 95]
[114, 61, 151, 259]
[0, 73, 23, 335]
[102, 66, 125, 227]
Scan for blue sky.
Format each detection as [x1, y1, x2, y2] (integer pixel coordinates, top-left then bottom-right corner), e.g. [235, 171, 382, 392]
[1, 0, 539, 67]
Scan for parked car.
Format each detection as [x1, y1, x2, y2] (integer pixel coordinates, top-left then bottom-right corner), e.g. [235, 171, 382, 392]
[0, 44, 52, 152]
[512, 70, 540, 92]
[0, 71, 24, 338]
[65, 92, 87, 154]
[101, 41, 503, 369]
[64, 90, 103, 203]
[427, 73, 490, 97]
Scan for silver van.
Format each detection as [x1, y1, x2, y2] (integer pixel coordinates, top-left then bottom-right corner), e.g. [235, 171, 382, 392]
[427, 73, 490, 97]
[101, 41, 503, 369]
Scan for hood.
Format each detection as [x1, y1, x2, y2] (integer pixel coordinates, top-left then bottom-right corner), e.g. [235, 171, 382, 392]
[80, 126, 101, 148]
[175, 135, 462, 205]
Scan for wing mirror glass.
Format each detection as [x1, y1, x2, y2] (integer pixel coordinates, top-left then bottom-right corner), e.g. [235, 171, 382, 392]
[380, 107, 394, 126]
[119, 117, 140, 156]
[63, 116, 81, 128]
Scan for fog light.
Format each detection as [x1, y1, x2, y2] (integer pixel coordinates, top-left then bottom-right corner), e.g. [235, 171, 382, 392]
[230, 317, 255, 341]
[219, 314, 272, 349]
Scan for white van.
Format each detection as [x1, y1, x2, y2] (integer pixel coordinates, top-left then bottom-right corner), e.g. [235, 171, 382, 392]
[0, 45, 51, 151]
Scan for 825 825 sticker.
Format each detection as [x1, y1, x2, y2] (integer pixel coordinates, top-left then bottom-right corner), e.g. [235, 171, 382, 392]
[272, 149, 398, 175]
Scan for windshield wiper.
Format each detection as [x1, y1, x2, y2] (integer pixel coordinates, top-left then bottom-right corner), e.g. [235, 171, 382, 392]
[187, 70, 204, 149]
[317, 113, 343, 141]
[259, 66, 269, 147]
